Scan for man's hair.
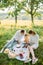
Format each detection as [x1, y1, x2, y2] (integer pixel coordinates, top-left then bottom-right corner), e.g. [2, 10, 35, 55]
[21, 30, 25, 33]
[29, 30, 36, 35]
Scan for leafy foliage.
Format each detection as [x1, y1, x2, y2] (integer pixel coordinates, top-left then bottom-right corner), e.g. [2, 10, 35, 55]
[1, 0, 43, 24]
[19, 0, 43, 24]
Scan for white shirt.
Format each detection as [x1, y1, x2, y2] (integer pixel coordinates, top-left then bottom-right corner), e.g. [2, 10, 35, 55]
[10, 30, 26, 43]
[29, 34, 39, 45]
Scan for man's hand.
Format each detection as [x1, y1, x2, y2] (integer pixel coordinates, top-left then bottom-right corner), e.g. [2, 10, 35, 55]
[16, 40, 20, 44]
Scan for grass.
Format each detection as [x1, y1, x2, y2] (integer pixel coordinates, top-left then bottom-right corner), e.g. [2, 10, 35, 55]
[0, 25, 43, 65]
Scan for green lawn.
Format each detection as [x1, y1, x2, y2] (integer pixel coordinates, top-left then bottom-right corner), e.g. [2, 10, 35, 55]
[0, 26, 43, 65]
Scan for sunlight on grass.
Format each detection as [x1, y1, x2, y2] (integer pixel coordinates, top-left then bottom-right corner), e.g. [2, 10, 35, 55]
[0, 20, 43, 31]
[0, 20, 43, 27]
[0, 20, 43, 65]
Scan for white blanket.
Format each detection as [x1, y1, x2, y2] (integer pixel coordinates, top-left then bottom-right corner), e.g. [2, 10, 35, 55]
[0, 42, 29, 61]
[12, 44, 28, 61]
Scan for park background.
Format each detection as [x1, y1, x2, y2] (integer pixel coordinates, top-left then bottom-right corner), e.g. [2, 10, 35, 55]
[0, 0, 43, 65]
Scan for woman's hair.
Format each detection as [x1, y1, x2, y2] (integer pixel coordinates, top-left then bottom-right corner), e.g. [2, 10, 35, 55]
[29, 30, 36, 35]
[29, 30, 33, 34]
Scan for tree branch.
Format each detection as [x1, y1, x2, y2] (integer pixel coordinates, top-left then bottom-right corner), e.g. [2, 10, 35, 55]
[33, 6, 39, 15]
[23, 7, 31, 14]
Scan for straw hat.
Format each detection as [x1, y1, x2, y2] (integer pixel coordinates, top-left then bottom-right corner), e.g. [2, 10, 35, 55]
[4, 48, 10, 54]
[8, 51, 17, 59]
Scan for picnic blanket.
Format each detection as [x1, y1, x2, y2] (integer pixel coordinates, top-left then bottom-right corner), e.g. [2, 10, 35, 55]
[0, 40, 28, 61]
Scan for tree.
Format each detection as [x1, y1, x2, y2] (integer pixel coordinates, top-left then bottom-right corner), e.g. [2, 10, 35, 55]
[20, 0, 43, 26]
[1, 0, 43, 26]
[2, 0, 23, 24]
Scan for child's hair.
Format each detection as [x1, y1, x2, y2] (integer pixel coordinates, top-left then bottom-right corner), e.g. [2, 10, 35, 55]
[25, 33, 29, 36]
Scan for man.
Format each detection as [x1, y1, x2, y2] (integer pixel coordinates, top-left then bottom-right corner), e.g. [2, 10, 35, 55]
[1, 30, 26, 53]
[7, 30, 26, 47]
[12, 29, 26, 43]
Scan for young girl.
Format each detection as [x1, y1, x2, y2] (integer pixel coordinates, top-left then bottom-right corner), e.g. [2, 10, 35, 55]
[24, 33, 38, 64]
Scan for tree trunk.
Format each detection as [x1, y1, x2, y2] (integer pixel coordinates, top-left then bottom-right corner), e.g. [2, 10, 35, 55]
[15, 0, 17, 26]
[15, 15, 17, 26]
[15, 15, 17, 24]
[31, 14, 34, 27]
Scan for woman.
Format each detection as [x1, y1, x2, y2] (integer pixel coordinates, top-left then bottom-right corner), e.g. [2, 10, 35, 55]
[29, 30, 39, 49]
[23, 33, 38, 64]
[28, 30, 39, 64]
